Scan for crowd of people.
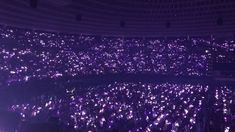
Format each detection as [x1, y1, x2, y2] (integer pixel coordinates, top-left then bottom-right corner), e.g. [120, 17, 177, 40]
[10, 82, 209, 132]
[206, 85, 235, 132]
[213, 38, 235, 64]
[0, 25, 235, 131]
[1, 25, 230, 85]
[6, 83, 235, 132]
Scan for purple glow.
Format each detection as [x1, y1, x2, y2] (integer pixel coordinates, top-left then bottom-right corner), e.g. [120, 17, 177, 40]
[9, 82, 208, 131]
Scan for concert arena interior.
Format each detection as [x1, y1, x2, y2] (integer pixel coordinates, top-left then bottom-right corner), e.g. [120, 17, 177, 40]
[0, 0, 235, 132]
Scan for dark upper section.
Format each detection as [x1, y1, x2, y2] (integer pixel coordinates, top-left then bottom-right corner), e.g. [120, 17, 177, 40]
[0, 0, 235, 36]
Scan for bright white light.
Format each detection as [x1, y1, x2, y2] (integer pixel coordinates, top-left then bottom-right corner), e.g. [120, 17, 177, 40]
[225, 127, 230, 132]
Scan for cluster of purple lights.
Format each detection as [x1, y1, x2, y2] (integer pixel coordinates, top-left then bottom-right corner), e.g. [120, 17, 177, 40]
[0, 25, 235, 131]
[212, 86, 235, 132]
[212, 38, 235, 63]
[10, 82, 209, 131]
[0, 26, 220, 85]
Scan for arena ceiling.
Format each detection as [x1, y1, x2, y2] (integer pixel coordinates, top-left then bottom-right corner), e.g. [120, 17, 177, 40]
[0, 0, 235, 36]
